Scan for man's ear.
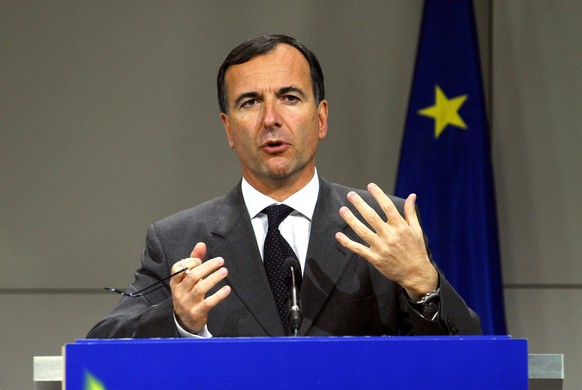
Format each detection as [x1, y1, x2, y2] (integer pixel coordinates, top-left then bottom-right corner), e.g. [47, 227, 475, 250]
[317, 100, 329, 140]
[220, 113, 235, 149]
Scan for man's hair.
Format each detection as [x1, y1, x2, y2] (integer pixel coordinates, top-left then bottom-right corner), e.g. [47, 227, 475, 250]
[217, 34, 325, 114]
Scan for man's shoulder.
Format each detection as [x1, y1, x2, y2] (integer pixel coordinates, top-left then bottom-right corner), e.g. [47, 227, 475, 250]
[155, 194, 228, 227]
[327, 181, 368, 197]
[152, 181, 243, 229]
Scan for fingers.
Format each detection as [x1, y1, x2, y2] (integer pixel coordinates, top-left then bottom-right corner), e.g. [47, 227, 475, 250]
[170, 257, 201, 286]
[186, 258, 231, 310]
[338, 203, 380, 247]
[187, 257, 228, 297]
[366, 183, 405, 226]
[171, 257, 200, 274]
[336, 184, 435, 294]
[170, 241, 211, 285]
[190, 242, 207, 260]
[175, 257, 227, 299]
[335, 231, 375, 262]
[170, 253, 231, 334]
[335, 184, 423, 266]
[343, 183, 421, 231]
[403, 193, 422, 232]
[202, 284, 232, 309]
[338, 183, 401, 247]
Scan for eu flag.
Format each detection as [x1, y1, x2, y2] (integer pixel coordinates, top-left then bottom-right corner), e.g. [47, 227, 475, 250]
[395, 0, 506, 334]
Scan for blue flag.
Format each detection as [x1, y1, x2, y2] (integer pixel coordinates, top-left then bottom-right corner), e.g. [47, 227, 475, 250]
[395, 0, 506, 335]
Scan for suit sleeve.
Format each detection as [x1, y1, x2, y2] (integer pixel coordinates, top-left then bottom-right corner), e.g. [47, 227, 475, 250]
[86, 224, 180, 338]
[401, 271, 482, 335]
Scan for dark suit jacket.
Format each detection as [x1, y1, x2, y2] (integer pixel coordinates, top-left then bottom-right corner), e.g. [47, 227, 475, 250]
[88, 178, 481, 338]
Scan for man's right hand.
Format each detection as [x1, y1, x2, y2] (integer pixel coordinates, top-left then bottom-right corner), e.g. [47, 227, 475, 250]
[170, 242, 231, 334]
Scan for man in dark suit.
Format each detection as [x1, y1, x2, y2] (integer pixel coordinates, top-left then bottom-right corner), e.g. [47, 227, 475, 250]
[88, 34, 481, 339]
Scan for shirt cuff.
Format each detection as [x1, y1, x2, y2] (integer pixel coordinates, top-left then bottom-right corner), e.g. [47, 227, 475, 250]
[173, 312, 213, 338]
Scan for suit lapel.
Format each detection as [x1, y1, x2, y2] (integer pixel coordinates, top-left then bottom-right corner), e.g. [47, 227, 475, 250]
[208, 184, 284, 336]
[299, 179, 353, 335]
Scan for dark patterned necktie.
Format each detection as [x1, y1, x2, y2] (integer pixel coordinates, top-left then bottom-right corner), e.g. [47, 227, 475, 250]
[262, 204, 301, 333]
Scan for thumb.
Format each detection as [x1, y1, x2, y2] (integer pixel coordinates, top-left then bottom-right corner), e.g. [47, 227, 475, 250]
[190, 242, 207, 260]
[404, 193, 421, 230]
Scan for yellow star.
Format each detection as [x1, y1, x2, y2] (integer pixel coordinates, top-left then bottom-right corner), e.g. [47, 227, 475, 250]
[418, 85, 468, 138]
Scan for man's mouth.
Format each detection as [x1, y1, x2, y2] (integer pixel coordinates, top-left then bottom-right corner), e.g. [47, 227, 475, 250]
[262, 140, 289, 153]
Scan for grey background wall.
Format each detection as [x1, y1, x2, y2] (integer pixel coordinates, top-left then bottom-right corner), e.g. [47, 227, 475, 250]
[1, 1, 580, 388]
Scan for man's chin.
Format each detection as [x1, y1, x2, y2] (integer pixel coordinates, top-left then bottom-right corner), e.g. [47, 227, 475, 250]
[266, 165, 314, 185]
[264, 159, 294, 178]
[260, 158, 312, 183]
[267, 169, 293, 180]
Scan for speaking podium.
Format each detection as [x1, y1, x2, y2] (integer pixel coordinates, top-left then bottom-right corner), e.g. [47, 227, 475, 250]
[63, 336, 527, 389]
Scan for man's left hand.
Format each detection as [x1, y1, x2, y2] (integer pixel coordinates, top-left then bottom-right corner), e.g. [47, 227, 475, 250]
[335, 183, 438, 300]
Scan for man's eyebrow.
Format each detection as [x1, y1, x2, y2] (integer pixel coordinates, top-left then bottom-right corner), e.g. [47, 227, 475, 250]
[233, 91, 260, 108]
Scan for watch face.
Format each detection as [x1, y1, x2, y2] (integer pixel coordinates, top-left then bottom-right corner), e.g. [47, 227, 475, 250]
[422, 299, 440, 314]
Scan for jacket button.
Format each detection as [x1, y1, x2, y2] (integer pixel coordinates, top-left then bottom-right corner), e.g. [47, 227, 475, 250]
[447, 319, 459, 335]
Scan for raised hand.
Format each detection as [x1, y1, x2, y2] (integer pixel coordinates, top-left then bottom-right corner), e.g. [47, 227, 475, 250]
[170, 242, 232, 333]
[335, 183, 438, 300]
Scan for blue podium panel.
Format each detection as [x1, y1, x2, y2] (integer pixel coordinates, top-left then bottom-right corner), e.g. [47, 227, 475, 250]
[65, 336, 527, 389]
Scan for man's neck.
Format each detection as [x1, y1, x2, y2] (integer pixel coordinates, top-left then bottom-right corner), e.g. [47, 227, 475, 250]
[242, 169, 316, 202]
[241, 170, 319, 222]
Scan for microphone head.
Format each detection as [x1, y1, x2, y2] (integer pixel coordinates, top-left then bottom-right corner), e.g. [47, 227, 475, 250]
[284, 257, 301, 271]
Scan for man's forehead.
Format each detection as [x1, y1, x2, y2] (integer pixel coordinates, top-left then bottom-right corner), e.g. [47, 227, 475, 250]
[224, 44, 311, 88]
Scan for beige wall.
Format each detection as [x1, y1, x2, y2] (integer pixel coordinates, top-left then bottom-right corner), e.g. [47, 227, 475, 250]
[1, 1, 580, 388]
[493, 1, 582, 388]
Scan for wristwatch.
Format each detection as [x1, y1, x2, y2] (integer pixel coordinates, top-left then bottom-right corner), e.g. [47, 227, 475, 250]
[412, 288, 441, 318]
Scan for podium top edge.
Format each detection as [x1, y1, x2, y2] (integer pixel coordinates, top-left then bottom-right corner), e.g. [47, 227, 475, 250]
[71, 335, 523, 345]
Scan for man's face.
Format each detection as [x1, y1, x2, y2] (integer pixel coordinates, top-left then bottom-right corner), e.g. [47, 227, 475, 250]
[220, 44, 328, 197]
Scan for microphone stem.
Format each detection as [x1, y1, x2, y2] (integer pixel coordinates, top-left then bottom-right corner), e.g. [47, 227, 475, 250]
[289, 265, 302, 336]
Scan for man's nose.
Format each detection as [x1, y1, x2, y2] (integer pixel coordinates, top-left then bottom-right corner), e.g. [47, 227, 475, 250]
[262, 99, 282, 129]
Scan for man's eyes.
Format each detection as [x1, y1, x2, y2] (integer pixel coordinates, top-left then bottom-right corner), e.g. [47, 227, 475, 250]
[239, 95, 300, 109]
[240, 99, 258, 108]
[283, 95, 300, 103]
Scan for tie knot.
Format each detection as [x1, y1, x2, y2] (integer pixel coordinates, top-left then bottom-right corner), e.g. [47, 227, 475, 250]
[263, 204, 294, 228]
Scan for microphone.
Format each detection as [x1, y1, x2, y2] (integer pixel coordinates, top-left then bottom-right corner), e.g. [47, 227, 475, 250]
[284, 257, 302, 337]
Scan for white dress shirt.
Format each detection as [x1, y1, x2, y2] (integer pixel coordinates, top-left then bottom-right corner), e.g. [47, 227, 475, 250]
[242, 170, 319, 273]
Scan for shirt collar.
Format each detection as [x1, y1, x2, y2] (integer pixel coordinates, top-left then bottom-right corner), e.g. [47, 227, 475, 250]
[241, 169, 320, 220]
